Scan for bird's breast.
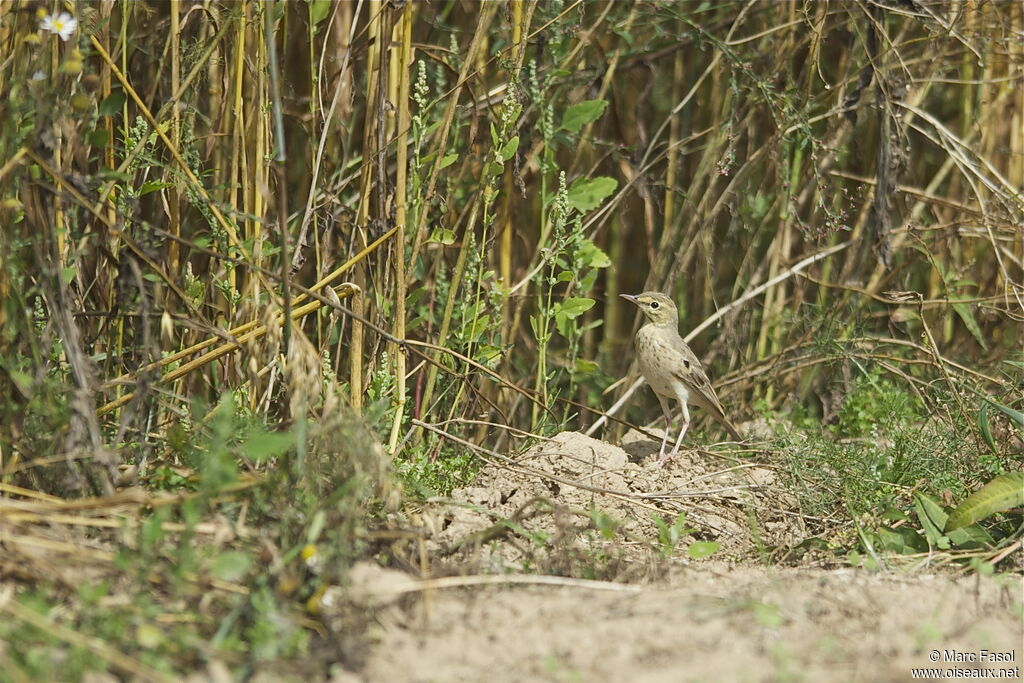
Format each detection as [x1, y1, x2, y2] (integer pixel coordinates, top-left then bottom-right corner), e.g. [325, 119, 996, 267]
[634, 326, 684, 399]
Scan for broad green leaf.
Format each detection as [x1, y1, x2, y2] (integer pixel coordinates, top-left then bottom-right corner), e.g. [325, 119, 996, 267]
[686, 541, 720, 559]
[574, 358, 599, 374]
[497, 135, 519, 163]
[557, 297, 595, 318]
[578, 239, 611, 268]
[876, 525, 929, 553]
[945, 473, 1024, 532]
[560, 99, 608, 134]
[554, 297, 595, 337]
[947, 523, 995, 549]
[86, 128, 110, 147]
[580, 269, 599, 292]
[98, 90, 125, 117]
[914, 492, 948, 533]
[439, 153, 459, 170]
[309, 0, 332, 28]
[462, 314, 489, 341]
[913, 493, 950, 549]
[428, 227, 456, 245]
[567, 176, 617, 213]
[476, 344, 502, 369]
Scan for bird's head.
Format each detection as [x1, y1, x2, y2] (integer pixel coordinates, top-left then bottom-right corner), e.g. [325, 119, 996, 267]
[619, 291, 678, 325]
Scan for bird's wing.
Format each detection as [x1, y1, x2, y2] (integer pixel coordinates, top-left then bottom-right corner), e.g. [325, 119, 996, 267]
[665, 335, 727, 415]
[664, 334, 743, 441]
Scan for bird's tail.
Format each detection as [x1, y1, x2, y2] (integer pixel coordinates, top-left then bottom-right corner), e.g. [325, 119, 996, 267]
[717, 415, 743, 442]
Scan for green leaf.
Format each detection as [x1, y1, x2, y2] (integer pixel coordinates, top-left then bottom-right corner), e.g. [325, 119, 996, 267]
[439, 153, 459, 170]
[309, 0, 332, 28]
[212, 550, 252, 582]
[947, 523, 995, 549]
[98, 90, 125, 118]
[574, 358, 599, 374]
[241, 431, 294, 462]
[138, 181, 173, 196]
[589, 509, 618, 540]
[560, 99, 608, 134]
[578, 239, 611, 268]
[914, 492, 948, 536]
[978, 401, 997, 453]
[913, 493, 950, 549]
[462, 314, 489, 341]
[984, 398, 1024, 430]
[945, 473, 1024, 532]
[554, 297, 595, 337]
[686, 541, 720, 559]
[951, 301, 987, 350]
[306, 510, 326, 546]
[428, 227, 456, 245]
[497, 135, 519, 163]
[567, 176, 617, 213]
[557, 297, 595, 318]
[98, 169, 131, 183]
[475, 344, 502, 369]
[86, 128, 110, 147]
[875, 525, 928, 554]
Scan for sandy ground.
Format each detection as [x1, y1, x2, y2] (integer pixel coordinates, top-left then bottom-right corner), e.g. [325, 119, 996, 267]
[335, 432, 1023, 683]
[355, 564, 1021, 683]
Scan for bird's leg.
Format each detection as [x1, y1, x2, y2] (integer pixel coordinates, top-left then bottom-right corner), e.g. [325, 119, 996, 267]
[662, 402, 691, 465]
[656, 396, 672, 461]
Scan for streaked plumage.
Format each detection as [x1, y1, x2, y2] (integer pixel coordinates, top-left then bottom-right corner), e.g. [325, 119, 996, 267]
[621, 292, 741, 463]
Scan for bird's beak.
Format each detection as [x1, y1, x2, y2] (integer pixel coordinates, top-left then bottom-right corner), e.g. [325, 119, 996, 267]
[619, 293, 639, 305]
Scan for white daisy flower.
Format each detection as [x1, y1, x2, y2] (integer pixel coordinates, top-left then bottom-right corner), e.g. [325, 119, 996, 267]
[41, 12, 78, 42]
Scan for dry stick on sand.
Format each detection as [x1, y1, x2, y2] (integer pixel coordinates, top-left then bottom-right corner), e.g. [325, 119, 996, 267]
[346, 573, 643, 599]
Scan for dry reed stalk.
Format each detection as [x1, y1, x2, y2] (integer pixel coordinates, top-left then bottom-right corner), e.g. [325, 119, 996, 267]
[387, 2, 414, 454]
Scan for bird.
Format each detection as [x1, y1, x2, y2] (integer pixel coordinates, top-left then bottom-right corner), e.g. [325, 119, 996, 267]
[620, 291, 742, 464]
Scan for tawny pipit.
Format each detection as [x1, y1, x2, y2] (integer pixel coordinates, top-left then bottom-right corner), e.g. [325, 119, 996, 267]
[621, 292, 742, 463]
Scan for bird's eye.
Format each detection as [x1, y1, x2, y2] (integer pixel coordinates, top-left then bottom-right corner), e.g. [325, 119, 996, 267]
[650, 301, 660, 309]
